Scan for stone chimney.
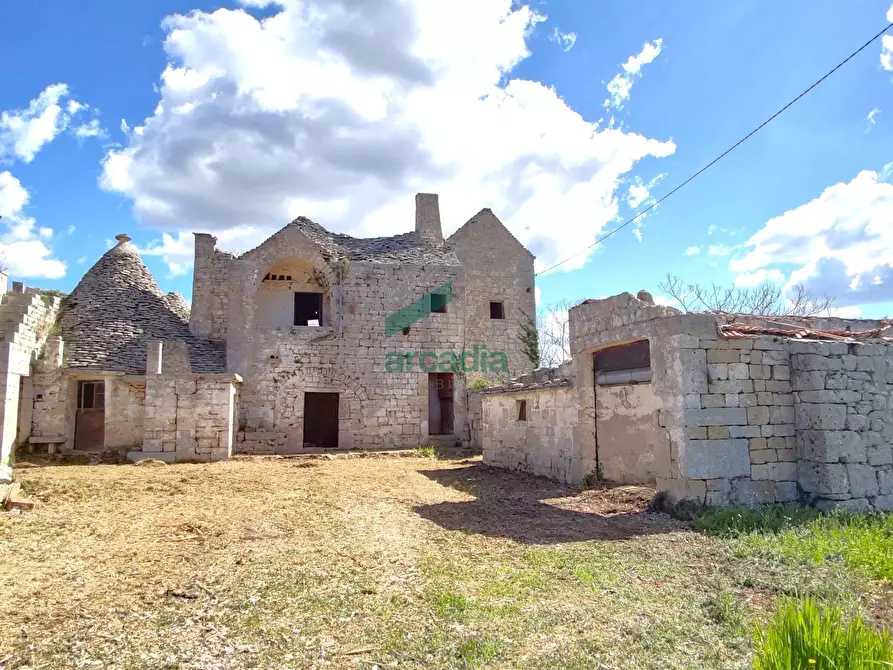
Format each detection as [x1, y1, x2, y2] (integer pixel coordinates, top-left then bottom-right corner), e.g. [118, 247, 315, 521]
[115, 233, 132, 245]
[415, 193, 443, 246]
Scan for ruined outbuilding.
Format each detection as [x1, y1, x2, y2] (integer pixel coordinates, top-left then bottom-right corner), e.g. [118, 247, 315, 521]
[479, 292, 893, 511]
[0, 194, 535, 471]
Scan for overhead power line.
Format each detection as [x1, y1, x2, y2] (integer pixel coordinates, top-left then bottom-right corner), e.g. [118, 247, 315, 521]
[536, 21, 893, 277]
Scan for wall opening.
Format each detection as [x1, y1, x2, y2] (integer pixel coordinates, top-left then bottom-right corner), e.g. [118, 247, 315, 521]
[428, 373, 454, 435]
[294, 292, 323, 326]
[303, 392, 339, 449]
[75, 380, 105, 450]
[517, 399, 527, 421]
[490, 301, 505, 319]
[431, 293, 448, 313]
[594, 339, 651, 385]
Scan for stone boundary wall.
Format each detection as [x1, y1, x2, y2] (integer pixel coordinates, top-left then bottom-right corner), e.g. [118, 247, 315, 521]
[481, 387, 577, 481]
[790, 341, 893, 512]
[677, 334, 797, 506]
[141, 373, 240, 461]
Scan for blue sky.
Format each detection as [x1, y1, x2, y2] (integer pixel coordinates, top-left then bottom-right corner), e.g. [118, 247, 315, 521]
[1, 0, 892, 318]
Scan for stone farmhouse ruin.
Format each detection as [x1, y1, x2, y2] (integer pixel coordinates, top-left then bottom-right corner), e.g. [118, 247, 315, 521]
[479, 292, 893, 512]
[0, 194, 535, 476]
[2, 193, 891, 513]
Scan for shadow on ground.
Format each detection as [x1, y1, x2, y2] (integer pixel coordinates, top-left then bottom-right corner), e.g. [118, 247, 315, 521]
[414, 462, 687, 544]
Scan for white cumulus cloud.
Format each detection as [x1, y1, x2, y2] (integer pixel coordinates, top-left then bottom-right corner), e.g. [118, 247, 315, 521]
[0, 84, 95, 163]
[101, 0, 675, 275]
[0, 171, 66, 279]
[604, 38, 663, 110]
[730, 169, 893, 307]
[684, 246, 700, 256]
[867, 108, 881, 131]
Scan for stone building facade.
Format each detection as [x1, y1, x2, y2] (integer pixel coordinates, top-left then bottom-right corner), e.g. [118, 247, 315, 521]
[480, 292, 893, 511]
[1, 193, 535, 468]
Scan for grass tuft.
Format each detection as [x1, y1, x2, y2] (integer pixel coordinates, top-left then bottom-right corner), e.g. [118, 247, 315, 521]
[694, 504, 820, 536]
[754, 597, 893, 669]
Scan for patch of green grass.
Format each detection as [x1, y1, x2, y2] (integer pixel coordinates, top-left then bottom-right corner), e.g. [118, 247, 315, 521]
[704, 579, 745, 631]
[413, 445, 436, 458]
[754, 597, 893, 669]
[734, 513, 893, 582]
[695, 504, 820, 536]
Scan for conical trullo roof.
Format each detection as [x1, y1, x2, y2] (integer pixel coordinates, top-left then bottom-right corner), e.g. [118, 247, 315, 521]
[60, 234, 225, 373]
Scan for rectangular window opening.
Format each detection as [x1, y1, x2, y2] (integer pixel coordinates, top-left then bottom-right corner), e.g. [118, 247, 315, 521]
[294, 291, 323, 326]
[431, 292, 448, 314]
[594, 340, 652, 385]
[517, 399, 527, 421]
[490, 301, 505, 319]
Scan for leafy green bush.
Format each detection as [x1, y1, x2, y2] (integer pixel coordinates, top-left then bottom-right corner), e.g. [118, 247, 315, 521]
[753, 598, 892, 669]
[694, 504, 819, 536]
[413, 446, 436, 458]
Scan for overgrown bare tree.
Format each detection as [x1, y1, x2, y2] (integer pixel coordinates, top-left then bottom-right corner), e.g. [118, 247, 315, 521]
[658, 273, 835, 317]
[537, 298, 579, 367]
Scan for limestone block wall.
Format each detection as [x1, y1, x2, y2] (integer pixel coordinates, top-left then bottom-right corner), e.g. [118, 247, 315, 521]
[790, 341, 893, 512]
[679, 334, 797, 506]
[190, 233, 234, 341]
[142, 373, 240, 461]
[482, 387, 577, 481]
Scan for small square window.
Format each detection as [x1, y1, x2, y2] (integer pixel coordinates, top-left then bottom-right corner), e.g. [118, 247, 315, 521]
[517, 399, 527, 421]
[490, 301, 505, 319]
[431, 293, 448, 313]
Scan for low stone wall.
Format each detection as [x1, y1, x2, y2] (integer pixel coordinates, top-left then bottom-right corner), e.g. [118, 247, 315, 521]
[790, 341, 893, 512]
[481, 387, 578, 482]
[141, 373, 241, 461]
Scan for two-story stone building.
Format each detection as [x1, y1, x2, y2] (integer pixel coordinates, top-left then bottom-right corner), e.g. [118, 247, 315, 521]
[4, 193, 535, 464]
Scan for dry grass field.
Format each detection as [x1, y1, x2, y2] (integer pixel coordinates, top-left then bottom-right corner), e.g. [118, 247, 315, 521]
[1, 453, 890, 669]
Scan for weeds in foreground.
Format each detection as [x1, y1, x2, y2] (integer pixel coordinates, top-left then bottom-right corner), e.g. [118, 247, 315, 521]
[413, 445, 436, 458]
[695, 504, 820, 536]
[754, 598, 893, 669]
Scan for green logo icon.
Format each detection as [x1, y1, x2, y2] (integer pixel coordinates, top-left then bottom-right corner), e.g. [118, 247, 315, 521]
[384, 281, 452, 337]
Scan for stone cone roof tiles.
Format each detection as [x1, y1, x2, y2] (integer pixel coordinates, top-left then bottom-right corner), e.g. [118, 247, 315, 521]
[60, 236, 225, 374]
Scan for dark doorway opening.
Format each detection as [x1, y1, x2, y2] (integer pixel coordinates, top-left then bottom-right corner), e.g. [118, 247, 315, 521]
[294, 292, 323, 326]
[75, 380, 105, 450]
[489, 301, 505, 319]
[428, 373, 454, 435]
[303, 392, 339, 449]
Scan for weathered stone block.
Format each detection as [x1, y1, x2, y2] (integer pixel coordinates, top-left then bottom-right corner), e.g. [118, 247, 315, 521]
[753, 462, 797, 481]
[798, 430, 865, 463]
[750, 449, 777, 464]
[707, 363, 729, 381]
[760, 424, 775, 437]
[685, 426, 708, 440]
[798, 461, 849, 495]
[753, 338, 785, 351]
[749, 365, 771, 380]
[770, 406, 795, 425]
[873, 495, 893, 512]
[747, 406, 770, 425]
[749, 437, 767, 450]
[707, 425, 730, 439]
[731, 425, 761, 438]
[685, 407, 747, 427]
[772, 365, 791, 381]
[795, 403, 846, 430]
[774, 424, 795, 437]
[867, 444, 893, 466]
[791, 370, 826, 391]
[775, 481, 799, 502]
[684, 394, 701, 409]
[658, 477, 707, 503]
[709, 380, 754, 394]
[701, 394, 725, 408]
[680, 348, 708, 393]
[876, 466, 893, 495]
[683, 439, 751, 479]
[816, 498, 870, 513]
[739, 393, 758, 407]
[765, 381, 792, 393]
[728, 363, 749, 380]
[798, 390, 862, 404]
[731, 479, 775, 506]
[707, 349, 740, 364]
[846, 464, 880, 498]
[725, 394, 740, 408]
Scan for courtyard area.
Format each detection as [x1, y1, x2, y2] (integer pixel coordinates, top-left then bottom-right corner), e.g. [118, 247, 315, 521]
[1, 454, 891, 669]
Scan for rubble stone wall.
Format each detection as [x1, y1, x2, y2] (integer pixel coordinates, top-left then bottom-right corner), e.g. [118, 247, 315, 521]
[190, 233, 234, 341]
[482, 387, 577, 481]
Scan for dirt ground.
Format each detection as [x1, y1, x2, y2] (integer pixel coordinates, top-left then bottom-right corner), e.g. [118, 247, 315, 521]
[0, 454, 877, 669]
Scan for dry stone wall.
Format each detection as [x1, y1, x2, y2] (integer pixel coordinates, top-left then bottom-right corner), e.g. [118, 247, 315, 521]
[190, 233, 235, 341]
[790, 340, 893, 512]
[680, 334, 798, 506]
